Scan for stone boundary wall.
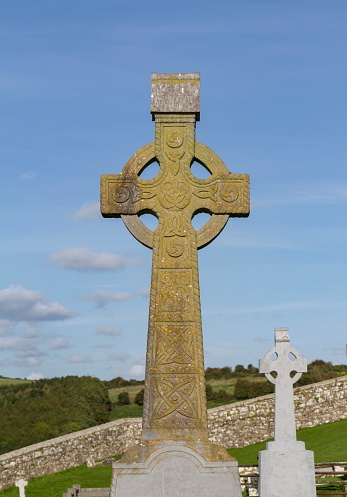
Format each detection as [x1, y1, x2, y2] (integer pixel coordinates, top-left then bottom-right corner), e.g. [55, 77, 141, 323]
[208, 376, 347, 448]
[0, 376, 346, 491]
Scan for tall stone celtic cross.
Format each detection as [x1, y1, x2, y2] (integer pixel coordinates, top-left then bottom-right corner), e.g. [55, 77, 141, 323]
[101, 73, 250, 442]
[259, 328, 307, 444]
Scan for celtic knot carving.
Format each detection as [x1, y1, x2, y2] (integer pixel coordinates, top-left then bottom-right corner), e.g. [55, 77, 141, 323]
[164, 214, 187, 238]
[155, 325, 194, 365]
[154, 376, 197, 419]
[159, 181, 190, 209]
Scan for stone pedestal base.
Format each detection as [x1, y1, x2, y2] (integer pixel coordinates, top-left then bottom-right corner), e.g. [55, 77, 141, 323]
[258, 441, 316, 497]
[110, 440, 242, 497]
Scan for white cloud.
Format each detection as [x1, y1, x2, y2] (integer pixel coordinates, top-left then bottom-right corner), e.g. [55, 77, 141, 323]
[108, 351, 131, 362]
[0, 334, 47, 368]
[73, 201, 100, 221]
[79, 290, 132, 308]
[20, 171, 37, 180]
[127, 364, 145, 378]
[0, 285, 75, 322]
[49, 336, 70, 350]
[49, 248, 126, 272]
[49, 248, 146, 272]
[69, 354, 91, 363]
[97, 326, 123, 336]
[26, 372, 45, 380]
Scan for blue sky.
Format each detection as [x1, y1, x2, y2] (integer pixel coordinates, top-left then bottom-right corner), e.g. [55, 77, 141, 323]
[1, 1, 346, 380]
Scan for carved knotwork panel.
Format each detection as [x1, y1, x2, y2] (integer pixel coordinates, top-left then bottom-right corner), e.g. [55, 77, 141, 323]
[153, 375, 198, 420]
[154, 324, 195, 367]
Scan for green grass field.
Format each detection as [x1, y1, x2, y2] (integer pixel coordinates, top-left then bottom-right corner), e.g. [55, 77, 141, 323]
[0, 419, 346, 496]
[108, 385, 143, 404]
[0, 378, 28, 386]
[227, 418, 347, 464]
[0, 464, 114, 497]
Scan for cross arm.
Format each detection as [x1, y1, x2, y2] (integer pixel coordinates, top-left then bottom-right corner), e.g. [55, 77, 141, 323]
[289, 356, 307, 374]
[259, 357, 278, 375]
[100, 174, 157, 217]
[192, 173, 250, 216]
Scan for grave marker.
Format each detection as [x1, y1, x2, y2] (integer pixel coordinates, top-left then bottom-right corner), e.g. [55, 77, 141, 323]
[258, 328, 316, 497]
[101, 73, 250, 497]
[15, 480, 28, 497]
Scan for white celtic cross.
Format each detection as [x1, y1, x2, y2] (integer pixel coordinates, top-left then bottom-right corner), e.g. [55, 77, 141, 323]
[259, 328, 307, 444]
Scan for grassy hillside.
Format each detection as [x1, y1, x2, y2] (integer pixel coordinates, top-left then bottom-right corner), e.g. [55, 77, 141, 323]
[0, 377, 28, 386]
[228, 418, 347, 464]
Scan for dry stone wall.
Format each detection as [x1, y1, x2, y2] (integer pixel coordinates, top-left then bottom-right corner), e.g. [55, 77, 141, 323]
[208, 376, 347, 448]
[0, 376, 346, 491]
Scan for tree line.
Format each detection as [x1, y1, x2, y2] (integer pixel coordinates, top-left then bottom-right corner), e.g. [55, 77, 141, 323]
[0, 376, 111, 455]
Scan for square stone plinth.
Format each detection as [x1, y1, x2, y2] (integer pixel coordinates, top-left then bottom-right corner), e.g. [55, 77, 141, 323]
[258, 443, 316, 497]
[110, 441, 242, 497]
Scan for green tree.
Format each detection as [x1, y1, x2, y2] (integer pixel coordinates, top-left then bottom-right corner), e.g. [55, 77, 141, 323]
[118, 391, 130, 405]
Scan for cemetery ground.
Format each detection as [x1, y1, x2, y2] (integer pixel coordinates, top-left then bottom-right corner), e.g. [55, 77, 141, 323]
[0, 419, 346, 497]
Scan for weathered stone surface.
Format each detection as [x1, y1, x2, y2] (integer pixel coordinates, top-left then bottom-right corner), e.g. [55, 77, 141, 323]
[0, 376, 345, 491]
[258, 328, 316, 497]
[101, 72, 249, 496]
[101, 73, 249, 444]
[151, 72, 200, 118]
